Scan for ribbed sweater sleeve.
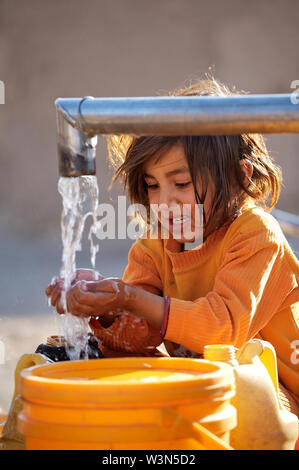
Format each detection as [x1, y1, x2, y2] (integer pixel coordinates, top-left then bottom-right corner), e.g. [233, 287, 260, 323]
[122, 241, 163, 295]
[165, 226, 294, 353]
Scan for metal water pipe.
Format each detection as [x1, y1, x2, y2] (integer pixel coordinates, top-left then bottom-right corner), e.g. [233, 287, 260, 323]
[55, 94, 299, 236]
[55, 94, 299, 177]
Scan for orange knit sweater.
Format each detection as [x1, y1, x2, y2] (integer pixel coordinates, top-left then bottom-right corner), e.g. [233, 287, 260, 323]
[122, 200, 299, 398]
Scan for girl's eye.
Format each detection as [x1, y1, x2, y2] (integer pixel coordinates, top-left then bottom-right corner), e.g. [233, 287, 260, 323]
[145, 183, 159, 190]
[176, 182, 192, 188]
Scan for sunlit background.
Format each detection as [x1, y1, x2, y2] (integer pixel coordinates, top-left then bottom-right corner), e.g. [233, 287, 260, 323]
[0, 0, 298, 412]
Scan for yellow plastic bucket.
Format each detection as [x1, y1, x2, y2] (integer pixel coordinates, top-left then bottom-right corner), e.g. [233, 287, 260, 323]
[18, 357, 236, 450]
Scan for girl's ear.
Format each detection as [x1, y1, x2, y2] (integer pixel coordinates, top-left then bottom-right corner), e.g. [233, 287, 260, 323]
[239, 159, 253, 188]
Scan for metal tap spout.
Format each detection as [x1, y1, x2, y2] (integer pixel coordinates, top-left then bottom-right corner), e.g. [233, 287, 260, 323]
[55, 98, 97, 177]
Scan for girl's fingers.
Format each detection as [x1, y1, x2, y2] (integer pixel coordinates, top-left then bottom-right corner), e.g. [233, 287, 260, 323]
[66, 289, 94, 317]
[66, 280, 123, 317]
[66, 284, 84, 307]
[68, 303, 94, 317]
[70, 282, 115, 308]
[56, 299, 66, 315]
[79, 292, 116, 313]
[50, 281, 64, 308]
[73, 280, 121, 308]
[46, 277, 63, 294]
[46, 279, 60, 296]
[84, 279, 121, 294]
[46, 284, 54, 297]
[69, 306, 93, 318]
[46, 278, 63, 304]
[74, 269, 105, 282]
[47, 273, 106, 297]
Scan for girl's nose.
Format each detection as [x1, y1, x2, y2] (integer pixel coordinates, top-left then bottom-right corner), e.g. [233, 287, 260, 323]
[158, 188, 177, 207]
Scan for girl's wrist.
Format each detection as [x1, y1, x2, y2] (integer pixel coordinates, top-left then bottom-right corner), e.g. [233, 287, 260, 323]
[124, 284, 165, 330]
[160, 296, 170, 338]
[123, 283, 138, 310]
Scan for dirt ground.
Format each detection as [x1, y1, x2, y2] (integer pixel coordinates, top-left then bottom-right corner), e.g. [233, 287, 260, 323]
[0, 312, 62, 414]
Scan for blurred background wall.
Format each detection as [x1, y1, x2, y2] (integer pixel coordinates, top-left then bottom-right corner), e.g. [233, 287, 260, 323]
[0, 0, 298, 411]
[0, 0, 299, 238]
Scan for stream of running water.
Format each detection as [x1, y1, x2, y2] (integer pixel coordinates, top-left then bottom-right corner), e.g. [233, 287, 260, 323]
[57, 175, 99, 360]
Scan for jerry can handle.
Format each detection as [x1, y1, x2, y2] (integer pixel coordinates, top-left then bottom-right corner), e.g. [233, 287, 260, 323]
[161, 408, 233, 450]
[256, 340, 279, 394]
[188, 420, 234, 450]
[237, 339, 279, 394]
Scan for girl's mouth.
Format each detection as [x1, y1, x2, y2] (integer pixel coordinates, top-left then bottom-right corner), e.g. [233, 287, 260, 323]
[157, 206, 202, 242]
[161, 215, 192, 233]
[170, 215, 191, 226]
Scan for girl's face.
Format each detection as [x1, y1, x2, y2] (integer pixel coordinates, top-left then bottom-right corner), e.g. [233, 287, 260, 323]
[143, 144, 215, 244]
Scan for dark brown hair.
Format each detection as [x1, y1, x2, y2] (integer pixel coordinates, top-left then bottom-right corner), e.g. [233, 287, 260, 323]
[107, 76, 283, 241]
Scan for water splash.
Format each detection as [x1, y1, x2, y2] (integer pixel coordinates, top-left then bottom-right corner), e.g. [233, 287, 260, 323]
[58, 175, 99, 360]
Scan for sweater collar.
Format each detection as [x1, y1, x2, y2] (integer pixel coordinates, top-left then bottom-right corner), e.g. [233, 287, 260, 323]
[164, 223, 229, 271]
[164, 198, 257, 271]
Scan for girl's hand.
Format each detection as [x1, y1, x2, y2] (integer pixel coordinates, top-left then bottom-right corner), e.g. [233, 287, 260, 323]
[45, 269, 104, 314]
[66, 278, 165, 332]
[65, 278, 132, 318]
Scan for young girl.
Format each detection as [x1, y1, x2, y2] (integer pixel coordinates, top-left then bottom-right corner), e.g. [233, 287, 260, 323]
[46, 77, 299, 417]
